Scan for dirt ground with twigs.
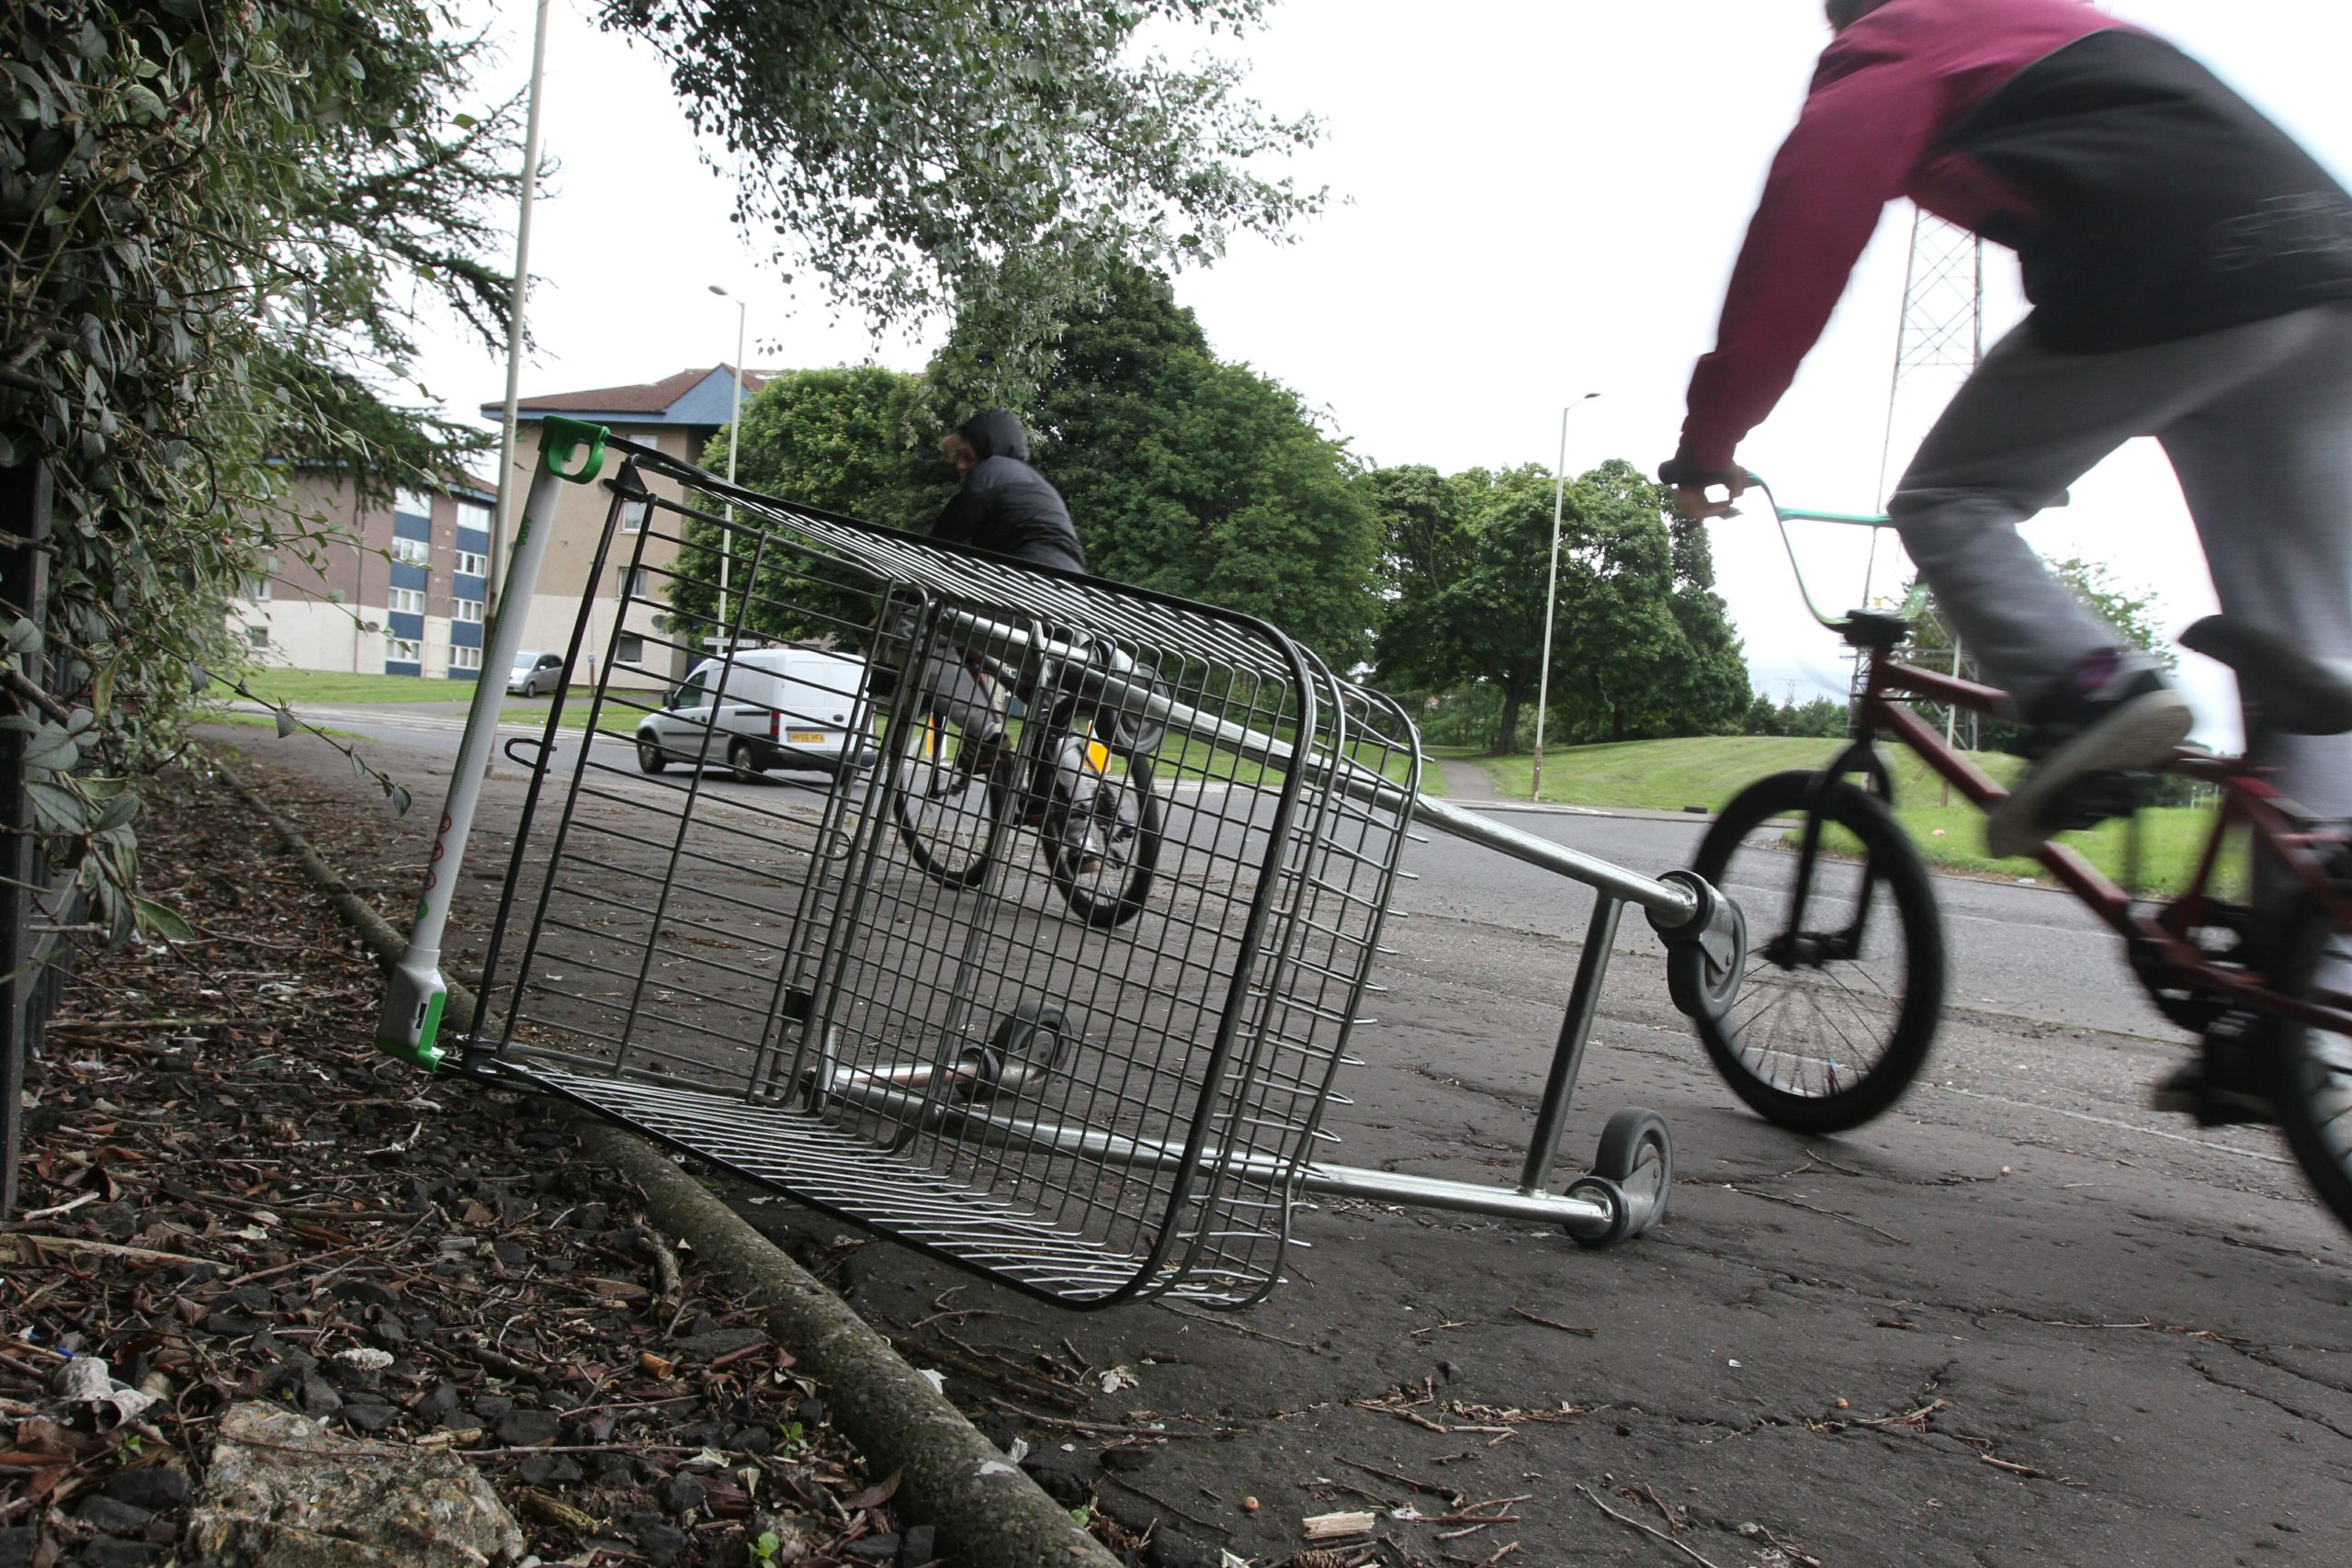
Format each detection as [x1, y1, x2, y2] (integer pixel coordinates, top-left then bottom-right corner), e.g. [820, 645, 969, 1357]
[28, 727, 2349, 1568]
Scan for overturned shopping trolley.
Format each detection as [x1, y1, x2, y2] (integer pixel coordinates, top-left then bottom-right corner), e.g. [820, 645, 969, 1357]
[379, 421, 1746, 1308]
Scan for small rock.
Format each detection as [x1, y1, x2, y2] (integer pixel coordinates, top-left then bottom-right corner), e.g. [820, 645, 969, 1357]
[103, 1468, 192, 1511]
[341, 1404, 400, 1435]
[846, 1534, 899, 1563]
[415, 1382, 461, 1423]
[627, 1513, 690, 1568]
[515, 1455, 583, 1487]
[74, 1494, 155, 1534]
[83, 1539, 161, 1568]
[472, 1394, 515, 1424]
[1099, 1445, 1153, 1472]
[298, 1371, 344, 1416]
[662, 1472, 708, 1517]
[497, 1408, 561, 1448]
[187, 1402, 524, 1568]
[898, 1524, 937, 1565]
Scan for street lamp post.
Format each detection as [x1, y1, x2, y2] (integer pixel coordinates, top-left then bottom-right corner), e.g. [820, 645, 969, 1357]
[1531, 393, 1601, 802]
[707, 286, 747, 645]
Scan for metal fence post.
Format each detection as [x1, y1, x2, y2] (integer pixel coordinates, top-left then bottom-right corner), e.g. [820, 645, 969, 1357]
[0, 456, 52, 1218]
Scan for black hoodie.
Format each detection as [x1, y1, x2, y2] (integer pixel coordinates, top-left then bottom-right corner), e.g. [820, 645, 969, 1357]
[930, 410, 1087, 573]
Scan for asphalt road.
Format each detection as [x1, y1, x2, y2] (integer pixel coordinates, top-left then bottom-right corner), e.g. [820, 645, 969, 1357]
[220, 717, 2352, 1568]
[262, 698, 2165, 1040]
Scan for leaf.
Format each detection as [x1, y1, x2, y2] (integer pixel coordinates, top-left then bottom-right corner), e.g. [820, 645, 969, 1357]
[5, 616, 40, 654]
[21, 725, 80, 772]
[275, 707, 297, 739]
[93, 793, 139, 833]
[132, 897, 194, 942]
[25, 780, 87, 832]
[839, 1471, 901, 1512]
[389, 783, 413, 816]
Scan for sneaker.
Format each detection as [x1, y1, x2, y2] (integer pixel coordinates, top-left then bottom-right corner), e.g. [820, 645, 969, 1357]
[1985, 653, 2192, 860]
[954, 731, 1012, 781]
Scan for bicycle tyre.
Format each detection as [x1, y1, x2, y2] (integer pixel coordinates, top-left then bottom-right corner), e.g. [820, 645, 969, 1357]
[1047, 749, 1160, 930]
[2271, 908, 2352, 1235]
[1690, 771, 1945, 1133]
[889, 739, 996, 891]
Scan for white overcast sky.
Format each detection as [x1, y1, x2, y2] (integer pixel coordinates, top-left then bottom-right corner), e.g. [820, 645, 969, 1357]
[410, 1, 2352, 742]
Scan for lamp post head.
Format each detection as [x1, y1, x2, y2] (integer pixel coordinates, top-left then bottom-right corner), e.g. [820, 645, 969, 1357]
[708, 284, 728, 298]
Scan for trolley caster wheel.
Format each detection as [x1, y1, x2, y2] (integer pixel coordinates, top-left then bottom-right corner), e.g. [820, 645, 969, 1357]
[1657, 869, 1748, 1021]
[1567, 1109, 1674, 1247]
[1563, 1175, 1633, 1248]
[961, 999, 1070, 1101]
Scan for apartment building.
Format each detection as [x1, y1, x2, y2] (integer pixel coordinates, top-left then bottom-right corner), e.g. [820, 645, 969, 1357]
[232, 469, 499, 680]
[490, 364, 766, 690]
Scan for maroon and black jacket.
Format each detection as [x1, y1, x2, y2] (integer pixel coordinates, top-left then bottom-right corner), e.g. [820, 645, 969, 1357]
[1678, 0, 2352, 473]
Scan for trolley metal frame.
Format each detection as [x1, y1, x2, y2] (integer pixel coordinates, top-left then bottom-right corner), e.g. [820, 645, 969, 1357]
[378, 422, 1744, 1307]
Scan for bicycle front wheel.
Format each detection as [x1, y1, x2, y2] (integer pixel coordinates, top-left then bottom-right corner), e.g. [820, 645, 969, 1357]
[1047, 750, 1160, 930]
[2273, 910, 2352, 1235]
[889, 724, 996, 890]
[1690, 771, 1945, 1133]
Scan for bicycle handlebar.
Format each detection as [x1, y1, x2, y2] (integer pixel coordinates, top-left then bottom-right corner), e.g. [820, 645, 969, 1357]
[1714, 474, 1895, 635]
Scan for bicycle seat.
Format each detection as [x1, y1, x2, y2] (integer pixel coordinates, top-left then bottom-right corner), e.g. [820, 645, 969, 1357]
[2179, 615, 2352, 736]
[1840, 611, 1910, 652]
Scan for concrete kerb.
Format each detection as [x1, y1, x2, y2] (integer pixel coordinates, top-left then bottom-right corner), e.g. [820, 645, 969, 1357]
[212, 759, 1124, 1568]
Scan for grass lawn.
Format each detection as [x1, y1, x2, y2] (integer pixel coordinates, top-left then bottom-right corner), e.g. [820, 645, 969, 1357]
[222, 668, 487, 705]
[1466, 735, 2234, 896]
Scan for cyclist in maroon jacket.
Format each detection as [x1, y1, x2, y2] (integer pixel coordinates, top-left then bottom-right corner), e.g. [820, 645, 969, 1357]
[1667, 0, 2352, 873]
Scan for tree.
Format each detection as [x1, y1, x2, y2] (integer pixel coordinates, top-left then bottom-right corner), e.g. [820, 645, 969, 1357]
[598, 1, 1322, 382]
[933, 264, 1383, 667]
[1373, 460, 1748, 752]
[1, 1, 519, 940]
[671, 366, 937, 643]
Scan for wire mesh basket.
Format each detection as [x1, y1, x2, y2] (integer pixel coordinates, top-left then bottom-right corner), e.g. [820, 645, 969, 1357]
[465, 436, 1419, 1307]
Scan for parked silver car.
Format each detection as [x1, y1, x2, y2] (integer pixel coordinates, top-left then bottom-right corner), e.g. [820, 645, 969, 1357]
[507, 650, 564, 697]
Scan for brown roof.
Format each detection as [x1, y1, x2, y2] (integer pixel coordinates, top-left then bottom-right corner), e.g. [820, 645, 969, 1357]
[509, 366, 769, 415]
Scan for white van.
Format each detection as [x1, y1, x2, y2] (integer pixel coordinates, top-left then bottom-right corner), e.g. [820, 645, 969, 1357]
[633, 647, 874, 780]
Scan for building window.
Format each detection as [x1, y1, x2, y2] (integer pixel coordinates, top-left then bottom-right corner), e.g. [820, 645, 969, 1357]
[390, 536, 431, 568]
[387, 586, 426, 615]
[620, 499, 650, 533]
[389, 638, 422, 664]
[453, 549, 487, 577]
[616, 633, 645, 664]
[245, 625, 268, 649]
[393, 488, 433, 522]
[449, 644, 481, 671]
[617, 565, 652, 600]
[456, 500, 492, 535]
[243, 572, 273, 602]
[453, 597, 483, 624]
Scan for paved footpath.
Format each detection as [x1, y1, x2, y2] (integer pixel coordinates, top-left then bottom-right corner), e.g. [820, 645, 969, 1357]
[222, 727, 2352, 1568]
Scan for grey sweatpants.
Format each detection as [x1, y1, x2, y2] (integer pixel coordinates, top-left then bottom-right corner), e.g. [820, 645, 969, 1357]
[1890, 301, 2352, 824]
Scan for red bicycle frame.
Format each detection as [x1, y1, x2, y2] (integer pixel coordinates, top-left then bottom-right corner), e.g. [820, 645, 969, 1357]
[1749, 477, 2352, 1037]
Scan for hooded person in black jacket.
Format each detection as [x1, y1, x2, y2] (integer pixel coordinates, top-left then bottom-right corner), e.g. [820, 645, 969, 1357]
[931, 410, 1087, 574]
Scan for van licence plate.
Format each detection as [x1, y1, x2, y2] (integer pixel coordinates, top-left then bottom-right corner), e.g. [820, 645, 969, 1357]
[787, 731, 827, 745]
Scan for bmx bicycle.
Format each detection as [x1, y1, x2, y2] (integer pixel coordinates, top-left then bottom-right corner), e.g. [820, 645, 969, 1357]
[888, 639, 1163, 931]
[1687, 475, 2352, 1235]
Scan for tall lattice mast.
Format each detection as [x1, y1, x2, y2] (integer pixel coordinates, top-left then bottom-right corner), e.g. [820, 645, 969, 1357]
[1854, 209, 1984, 743]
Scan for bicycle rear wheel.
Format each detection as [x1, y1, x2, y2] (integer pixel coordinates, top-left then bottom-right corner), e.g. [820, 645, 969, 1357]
[1047, 748, 1160, 930]
[2273, 910, 2352, 1235]
[889, 720, 997, 890]
[1690, 771, 1945, 1133]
